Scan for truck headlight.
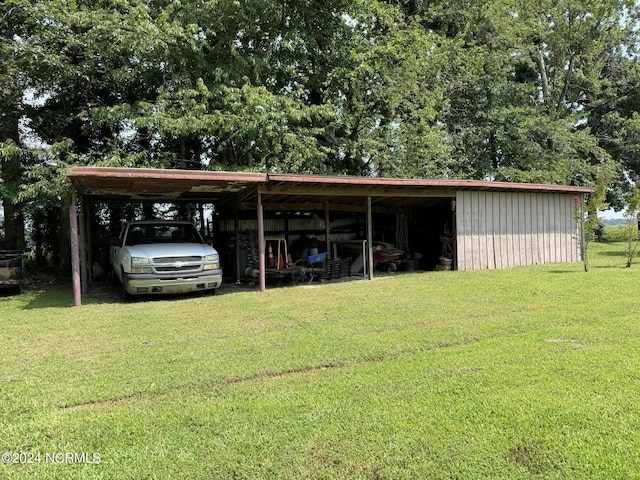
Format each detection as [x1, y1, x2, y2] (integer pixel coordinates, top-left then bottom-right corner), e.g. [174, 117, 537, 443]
[131, 257, 152, 274]
[131, 267, 153, 274]
[203, 253, 219, 270]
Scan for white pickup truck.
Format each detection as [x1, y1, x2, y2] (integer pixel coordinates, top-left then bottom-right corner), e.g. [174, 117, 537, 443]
[110, 220, 222, 299]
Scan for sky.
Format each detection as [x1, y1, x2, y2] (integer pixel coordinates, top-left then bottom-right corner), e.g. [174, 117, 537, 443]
[603, 207, 625, 219]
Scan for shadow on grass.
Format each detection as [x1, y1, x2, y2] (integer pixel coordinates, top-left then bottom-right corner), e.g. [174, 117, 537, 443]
[20, 285, 77, 309]
[20, 281, 124, 309]
[20, 279, 260, 309]
[597, 250, 627, 257]
[0, 286, 22, 297]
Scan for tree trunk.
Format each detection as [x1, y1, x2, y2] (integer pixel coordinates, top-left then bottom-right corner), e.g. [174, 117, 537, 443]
[535, 48, 551, 106]
[0, 132, 25, 251]
[1, 18, 25, 250]
[57, 195, 72, 274]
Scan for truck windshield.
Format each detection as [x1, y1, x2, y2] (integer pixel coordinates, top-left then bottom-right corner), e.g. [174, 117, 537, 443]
[125, 224, 203, 246]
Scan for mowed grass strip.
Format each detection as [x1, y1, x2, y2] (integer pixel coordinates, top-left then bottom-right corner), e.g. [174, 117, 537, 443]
[1, 242, 639, 479]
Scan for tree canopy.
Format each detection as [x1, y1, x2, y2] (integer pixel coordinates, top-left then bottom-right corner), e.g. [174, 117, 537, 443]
[2, 0, 640, 256]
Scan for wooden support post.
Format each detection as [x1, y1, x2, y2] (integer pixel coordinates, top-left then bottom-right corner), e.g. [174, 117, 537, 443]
[78, 196, 88, 294]
[85, 202, 93, 286]
[367, 196, 374, 280]
[235, 205, 241, 284]
[324, 202, 331, 260]
[70, 187, 82, 306]
[257, 193, 266, 292]
[199, 203, 205, 236]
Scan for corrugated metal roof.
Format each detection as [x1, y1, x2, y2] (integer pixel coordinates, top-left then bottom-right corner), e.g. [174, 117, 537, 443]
[265, 172, 593, 193]
[66, 167, 593, 209]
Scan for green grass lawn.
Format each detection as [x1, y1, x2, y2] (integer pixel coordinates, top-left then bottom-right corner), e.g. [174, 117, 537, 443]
[2, 242, 640, 479]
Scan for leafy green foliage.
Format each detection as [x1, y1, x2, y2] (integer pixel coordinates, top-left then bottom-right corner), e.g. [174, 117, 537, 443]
[623, 186, 640, 267]
[2, 0, 640, 253]
[575, 181, 608, 271]
[7, 0, 635, 179]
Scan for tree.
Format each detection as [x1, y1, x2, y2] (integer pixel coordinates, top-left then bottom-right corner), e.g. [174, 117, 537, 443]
[623, 186, 640, 267]
[0, 0, 29, 250]
[321, 1, 458, 177]
[405, 0, 633, 187]
[4, 0, 640, 273]
[576, 181, 608, 272]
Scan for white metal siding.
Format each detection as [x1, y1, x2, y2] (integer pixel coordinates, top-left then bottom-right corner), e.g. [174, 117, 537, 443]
[456, 191, 580, 271]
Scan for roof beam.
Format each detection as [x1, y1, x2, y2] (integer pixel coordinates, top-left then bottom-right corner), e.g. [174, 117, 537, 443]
[258, 185, 457, 198]
[239, 201, 391, 213]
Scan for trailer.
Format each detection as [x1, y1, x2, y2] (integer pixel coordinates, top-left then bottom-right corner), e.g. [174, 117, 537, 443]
[0, 250, 25, 292]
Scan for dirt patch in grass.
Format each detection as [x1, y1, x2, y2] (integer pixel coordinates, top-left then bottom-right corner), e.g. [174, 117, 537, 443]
[506, 442, 563, 475]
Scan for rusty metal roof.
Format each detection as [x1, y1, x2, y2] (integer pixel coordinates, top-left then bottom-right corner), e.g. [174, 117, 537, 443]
[67, 167, 593, 210]
[67, 167, 266, 201]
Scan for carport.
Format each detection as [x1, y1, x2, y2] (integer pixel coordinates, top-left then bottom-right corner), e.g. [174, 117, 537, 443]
[67, 167, 592, 306]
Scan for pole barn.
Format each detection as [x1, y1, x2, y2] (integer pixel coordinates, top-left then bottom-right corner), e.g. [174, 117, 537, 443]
[66, 167, 592, 306]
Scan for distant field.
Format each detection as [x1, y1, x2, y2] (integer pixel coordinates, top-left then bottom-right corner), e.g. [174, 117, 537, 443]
[602, 223, 636, 242]
[1, 241, 640, 479]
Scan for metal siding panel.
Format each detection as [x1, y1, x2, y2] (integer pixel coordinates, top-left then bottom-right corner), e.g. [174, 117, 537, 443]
[464, 190, 474, 271]
[527, 195, 536, 264]
[470, 191, 479, 270]
[460, 191, 474, 271]
[483, 192, 494, 269]
[570, 195, 579, 262]
[465, 190, 475, 271]
[558, 195, 567, 263]
[565, 194, 578, 262]
[544, 194, 553, 263]
[536, 194, 545, 264]
[477, 192, 488, 269]
[564, 195, 572, 262]
[493, 193, 502, 269]
[539, 195, 546, 264]
[531, 193, 539, 265]
[553, 194, 561, 263]
[510, 193, 520, 267]
[550, 194, 558, 263]
[557, 194, 564, 262]
[455, 191, 462, 270]
[486, 192, 496, 269]
[553, 195, 560, 262]
[503, 193, 514, 267]
[567, 195, 575, 262]
[455, 191, 464, 270]
[513, 193, 521, 266]
[533, 194, 543, 265]
[518, 193, 527, 266]
[500, 192, 511, 268]
[524, 193, 533, 266]
[537, 194, 546, 264]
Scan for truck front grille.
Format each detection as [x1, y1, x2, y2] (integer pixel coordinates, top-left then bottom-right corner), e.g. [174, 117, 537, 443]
[154, 256, 201, 263]
[155, 265, 199, 273]
[153, 256, 203, 274]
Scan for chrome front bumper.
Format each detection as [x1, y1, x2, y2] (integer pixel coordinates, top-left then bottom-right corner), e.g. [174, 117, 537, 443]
[123, 269, 222, 295]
